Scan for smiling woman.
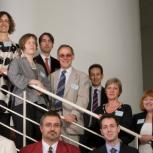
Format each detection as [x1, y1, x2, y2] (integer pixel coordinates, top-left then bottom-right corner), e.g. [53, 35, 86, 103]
[132, 90, 153, 153]
[0, 11, 19, 139]
[7, 33, 51, 149]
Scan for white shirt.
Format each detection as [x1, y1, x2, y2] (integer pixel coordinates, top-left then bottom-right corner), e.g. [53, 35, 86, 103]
[59, 67, 72, 84]
[0, 135, 17, 153]
[42, 139, 58, 153]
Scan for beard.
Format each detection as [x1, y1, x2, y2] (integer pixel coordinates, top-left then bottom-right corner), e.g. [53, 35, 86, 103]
[46, 130, 60, 141]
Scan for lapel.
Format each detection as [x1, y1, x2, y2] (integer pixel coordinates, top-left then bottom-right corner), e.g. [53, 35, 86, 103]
[56, 141, 66, 153]
[119, 143, 126, 153]
[54, 70, 60, 92]
[38, 55, 48, 75]
[102, 145, 108, 153]
[32, 141, 43, 153]
[88, 86, 92, 109]
[64, 67, 77, 96]
[50, 56, 52, 72]
[22, 57, 36, 79]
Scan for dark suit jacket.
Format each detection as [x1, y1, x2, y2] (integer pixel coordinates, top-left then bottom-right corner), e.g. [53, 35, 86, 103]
[84, 86, 107, 127]
[19, 141, 80, 153]
[89, 143, 139, 153]
[34, 54, 60, 76]
[82, 86, 107, 148]
[132, 111, 147, 134]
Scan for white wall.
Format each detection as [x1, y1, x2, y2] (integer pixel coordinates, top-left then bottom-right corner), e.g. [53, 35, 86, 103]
[1, 0, 143, 113]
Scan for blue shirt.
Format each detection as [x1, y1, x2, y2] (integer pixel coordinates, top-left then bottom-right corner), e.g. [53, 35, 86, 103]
[106, 142, 120, 153]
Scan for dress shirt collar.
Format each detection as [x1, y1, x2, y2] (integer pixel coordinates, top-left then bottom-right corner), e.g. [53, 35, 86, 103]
[92, 85, 102, 91]
[59, 67, 72, 84]
[106, 141, 120, 153]
[40, 53, 51, 62]
[42, 139, 58, 153]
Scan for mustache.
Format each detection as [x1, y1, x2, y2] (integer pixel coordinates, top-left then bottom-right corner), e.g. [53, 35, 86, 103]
[48, 130, 57, 134]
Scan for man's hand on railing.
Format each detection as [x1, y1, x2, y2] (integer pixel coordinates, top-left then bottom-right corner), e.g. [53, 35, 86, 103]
[63, 114, 77, 123]
[139, 134, 153, 144]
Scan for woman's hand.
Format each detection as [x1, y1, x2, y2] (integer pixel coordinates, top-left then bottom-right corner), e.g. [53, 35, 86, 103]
[140, 135, 153, 144]
[28, 79, 45, 95]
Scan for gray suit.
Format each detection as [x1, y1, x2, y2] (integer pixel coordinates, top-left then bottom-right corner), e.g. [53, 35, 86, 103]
[50, 67, 89, 137]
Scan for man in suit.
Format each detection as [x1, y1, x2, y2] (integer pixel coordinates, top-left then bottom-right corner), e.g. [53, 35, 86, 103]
[0, 135, 17, 153]
[20, 111, 80, 153]
[89, 114, 139, 153]
[80, 64, 107, 152]
[34, 32, 60, 76]
[50, 44, 89, 145]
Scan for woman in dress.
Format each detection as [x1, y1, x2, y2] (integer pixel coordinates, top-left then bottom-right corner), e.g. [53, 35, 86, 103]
[8, 33, 50, 149]
[132, 90, 153, 153]
[0, 11, 19, 138]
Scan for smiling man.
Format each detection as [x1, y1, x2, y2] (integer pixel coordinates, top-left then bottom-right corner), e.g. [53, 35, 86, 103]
[50, 44, 89, 145]
[89, 114, 139, 153]
[80, 64, 107, 152]
[20, 111, 80, 153]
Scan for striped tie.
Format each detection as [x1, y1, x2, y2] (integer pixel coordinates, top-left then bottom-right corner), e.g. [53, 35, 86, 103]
[92, 89, 98, 112]
[54, 70, 66, 110]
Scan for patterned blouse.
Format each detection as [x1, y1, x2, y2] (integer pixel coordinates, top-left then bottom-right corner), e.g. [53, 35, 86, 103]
[0, 40, 19, 112]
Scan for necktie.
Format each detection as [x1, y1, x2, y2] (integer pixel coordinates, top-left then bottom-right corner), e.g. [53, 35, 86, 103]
[110, 148, 117, 153]
[54, 70, 66, 110]
[48, 146, 53, 153]
[45, 57, 51, 74]
[92, 89, 98, 112]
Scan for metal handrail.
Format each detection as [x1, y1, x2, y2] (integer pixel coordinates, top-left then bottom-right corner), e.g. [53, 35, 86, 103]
[0, 104, 93, 151]
[0, 85, 141, 150]
[30, 84, 141, 138]
[0, 87, 103, 139]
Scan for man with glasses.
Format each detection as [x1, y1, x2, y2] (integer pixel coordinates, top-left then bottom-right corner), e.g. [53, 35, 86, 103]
[50, 44, 89, 145]
[20, 111, 80, 153]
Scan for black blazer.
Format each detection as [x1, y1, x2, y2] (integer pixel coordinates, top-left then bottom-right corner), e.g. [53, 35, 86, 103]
[132, 111, 147, 134]
[84, 86, 107, 127]
[89, 143, 139, 153]
[34, 54, 60, 76]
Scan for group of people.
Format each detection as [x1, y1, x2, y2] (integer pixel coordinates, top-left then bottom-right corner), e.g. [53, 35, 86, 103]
[0, 10, 152, 153]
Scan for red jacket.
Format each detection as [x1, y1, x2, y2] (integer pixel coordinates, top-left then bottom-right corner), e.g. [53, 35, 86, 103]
[19, 141, 80, 153]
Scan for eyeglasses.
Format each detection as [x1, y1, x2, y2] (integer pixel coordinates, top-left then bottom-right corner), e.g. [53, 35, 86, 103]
[58, 54, 72, 59]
